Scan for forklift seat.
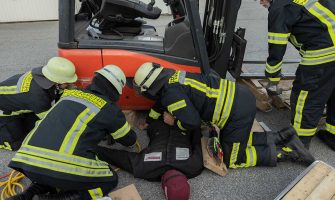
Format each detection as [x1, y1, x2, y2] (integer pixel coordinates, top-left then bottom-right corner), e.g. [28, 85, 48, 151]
[99, 0, 162, 23]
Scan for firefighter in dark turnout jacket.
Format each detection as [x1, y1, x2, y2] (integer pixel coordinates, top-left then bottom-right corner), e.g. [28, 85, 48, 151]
[0, 57, 78, 151]
[133, 62, 315, 169]
[262, 0, 335, 149]
[8, 65, 137, 200]
[96, 120, 203, 182]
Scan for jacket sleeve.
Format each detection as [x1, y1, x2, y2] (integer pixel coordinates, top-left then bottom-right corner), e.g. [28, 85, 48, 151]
[266, 3, 300, 78]
[102, 104, 137, 147]
[161, 87, 201, 131]
[146, 100, 164, 124]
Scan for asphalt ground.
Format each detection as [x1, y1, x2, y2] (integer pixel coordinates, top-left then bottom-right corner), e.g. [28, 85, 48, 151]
[1, 0, 334, 199]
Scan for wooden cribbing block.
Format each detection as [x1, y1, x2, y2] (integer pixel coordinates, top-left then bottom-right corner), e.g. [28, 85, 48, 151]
[201, 137, 228, 176]
[276, 161, 335, 200]
[109, 184, 142, 200]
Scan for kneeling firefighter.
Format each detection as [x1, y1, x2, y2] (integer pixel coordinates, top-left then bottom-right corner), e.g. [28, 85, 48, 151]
[7, 65, 137, 200]
[133, 62, 315, 169]
[0, 57, 78, 151]
[96, 120, 203, 182]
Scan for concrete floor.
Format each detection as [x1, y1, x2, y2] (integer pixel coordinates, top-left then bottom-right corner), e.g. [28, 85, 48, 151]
[1, 0, 334, 199]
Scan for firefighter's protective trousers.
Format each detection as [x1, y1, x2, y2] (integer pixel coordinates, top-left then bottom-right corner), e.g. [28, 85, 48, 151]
[265, 0, 335, 145]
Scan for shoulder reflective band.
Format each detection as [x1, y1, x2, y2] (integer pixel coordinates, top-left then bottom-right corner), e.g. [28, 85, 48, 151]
[167, 100, 187, 114]
[62, 90, 106, 111]
[18, 71, 33, 93]
[266, 61, 283, 74]
[149, 109, 161, 119]
[268, 32, 291, 45]
[304, 0, 335, 45]
[111, 121, 131, 139]
[0, 72, 32, 94]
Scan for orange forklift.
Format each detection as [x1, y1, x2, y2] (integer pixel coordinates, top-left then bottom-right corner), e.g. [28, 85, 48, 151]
[58, 0, 246, 110]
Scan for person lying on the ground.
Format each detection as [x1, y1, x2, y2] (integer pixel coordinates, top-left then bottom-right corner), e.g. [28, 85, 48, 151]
[7, 65, 137, 200]
[96, 119, 203, 182]
[132, 62, 315, 169]
[0, 57, 78, 151]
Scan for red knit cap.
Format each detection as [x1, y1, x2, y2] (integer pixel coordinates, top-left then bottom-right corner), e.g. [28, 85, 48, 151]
[161, 169, 190, 200]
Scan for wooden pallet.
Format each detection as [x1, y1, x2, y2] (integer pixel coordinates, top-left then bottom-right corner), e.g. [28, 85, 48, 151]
[275, 161, 335, 200]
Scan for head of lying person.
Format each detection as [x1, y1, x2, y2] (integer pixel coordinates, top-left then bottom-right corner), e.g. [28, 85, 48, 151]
[133, 62, 174, 100]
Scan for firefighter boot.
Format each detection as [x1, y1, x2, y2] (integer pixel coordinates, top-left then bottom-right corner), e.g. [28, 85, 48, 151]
[317, 130, 335, 151]
[277, 134, 315, 165]
[37, 191, 81, 200]
[272, 127, 296, 145]
[7, 183, 53, 200]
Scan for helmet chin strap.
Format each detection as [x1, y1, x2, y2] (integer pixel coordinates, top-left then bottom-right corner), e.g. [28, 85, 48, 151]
[139, 63, 161, 90]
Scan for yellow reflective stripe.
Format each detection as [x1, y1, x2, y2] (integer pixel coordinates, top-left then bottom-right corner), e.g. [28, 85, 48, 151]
[89, 188, 103, 200]
[212, 80, 227, 124]
[20, 145, 109, 168]
[300, 53, 335, 65]
[19, 72, 33, 93]
[0, 110, 32, 117]
[326, 123, 335, 134]
[0, 142, 12, 150]
[268, 32, 290, 45]
[293, 90, 308, 129]
[184, 78, 219, 98]
[266, 61, 283, 74]
[149, 109, 161, 119]
[290, 35, 303, 49]
[168, 70, 181, 84]
[36, 111, 48, 119]
[246, 132, 257, 167]
[0, 86, 17, 94]
[167, 100, 187, 113]
[269, 77, 281, 82]
[229, 143, 240, 169]
[300, 46, 335, 58]
[177, 120, 187, 131]
[62, 90, 107, 109]
[60, 108, 91, 153]
[111, 121, 131, 139]
[218, 82, 236, 129]
[294, 127, 317, 137]
[12, 153, 112, 177]
[308, 2, 335, 45]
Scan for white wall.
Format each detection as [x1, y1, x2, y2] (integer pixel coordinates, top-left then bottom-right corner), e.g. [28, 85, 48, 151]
[0, 0, 169, 23]
[0, 0, 58, 23]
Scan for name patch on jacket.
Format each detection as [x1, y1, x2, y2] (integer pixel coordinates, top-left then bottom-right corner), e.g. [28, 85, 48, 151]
[144, 152, 162, 162]
[176, 147, 189, 160]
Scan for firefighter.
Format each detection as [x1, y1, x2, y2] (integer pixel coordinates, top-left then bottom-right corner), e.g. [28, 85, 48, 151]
[132, 62, 315, 169]
[7, 65, 137, 200]
[0, 57, 78, 151]
[96, 119, 203, 181]
[261, 0, 335, 150]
